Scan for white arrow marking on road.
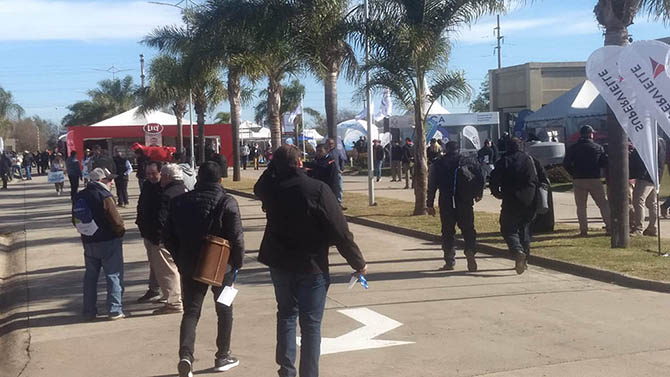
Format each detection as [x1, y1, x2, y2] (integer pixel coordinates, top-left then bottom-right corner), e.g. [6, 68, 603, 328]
[298, 307, 414, 355]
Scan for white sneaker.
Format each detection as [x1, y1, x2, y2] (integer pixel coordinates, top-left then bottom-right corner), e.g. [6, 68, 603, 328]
[178, 359, 193, 377]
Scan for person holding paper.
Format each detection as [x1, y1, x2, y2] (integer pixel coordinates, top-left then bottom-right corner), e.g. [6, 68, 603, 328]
[163, 161, 245, 377]
[254, 145, 367, 377]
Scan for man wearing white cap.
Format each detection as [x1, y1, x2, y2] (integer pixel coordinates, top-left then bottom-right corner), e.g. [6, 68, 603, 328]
[72, 167, 126, 320]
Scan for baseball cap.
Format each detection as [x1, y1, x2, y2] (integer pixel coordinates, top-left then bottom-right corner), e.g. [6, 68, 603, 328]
[89, 168, 116, 181]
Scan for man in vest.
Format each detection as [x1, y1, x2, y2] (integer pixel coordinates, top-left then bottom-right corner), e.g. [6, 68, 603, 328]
[72, 167, 125, 320]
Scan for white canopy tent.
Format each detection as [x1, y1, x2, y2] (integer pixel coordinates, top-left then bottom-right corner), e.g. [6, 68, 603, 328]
[89, 106, 183, 127]
[239, 120, 271, 140]
[337, 119, 381, 150]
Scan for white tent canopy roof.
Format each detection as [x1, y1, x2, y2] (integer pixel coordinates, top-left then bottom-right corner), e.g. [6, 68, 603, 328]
[88, 107, 182, 127]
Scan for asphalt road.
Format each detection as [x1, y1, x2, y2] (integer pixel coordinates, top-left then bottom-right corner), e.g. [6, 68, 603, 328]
[2, 176, 670, 377]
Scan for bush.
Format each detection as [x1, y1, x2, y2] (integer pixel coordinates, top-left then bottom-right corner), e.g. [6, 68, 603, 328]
[546, 165, 572, 184]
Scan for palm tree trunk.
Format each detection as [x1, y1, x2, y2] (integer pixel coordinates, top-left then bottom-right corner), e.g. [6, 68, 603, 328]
[194, 94, 207, 164]
[604, 24, 630, 248]
[173, 101, 185, 153]
[268, 75, 283, 152]
[229, 68, 242, 182]
[413, 74, 428, 215]
[324, 68, 339, 139]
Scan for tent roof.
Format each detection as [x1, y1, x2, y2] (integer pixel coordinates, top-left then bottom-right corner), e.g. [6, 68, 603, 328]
[525, 80, 607, 124]
[88, 107, 184, 127]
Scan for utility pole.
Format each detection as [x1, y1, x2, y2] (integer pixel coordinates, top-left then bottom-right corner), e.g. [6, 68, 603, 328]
[140, 54, 146, 88]
[494, 15, 503, 70]
[365, 0, 375, 206]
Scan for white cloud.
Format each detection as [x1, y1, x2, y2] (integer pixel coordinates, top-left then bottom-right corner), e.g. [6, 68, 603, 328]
[452, 11, 601, 45]
[0, 0, 184, 41]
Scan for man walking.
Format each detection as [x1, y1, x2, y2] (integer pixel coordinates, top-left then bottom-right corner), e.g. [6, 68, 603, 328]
[113, 150, 132, 207]
[390, 140, 402, 182]
[72, 168, 125, 320]
[22, 151, 33, 180]
[401, 138, 414, 189]
[241, 143, 250, 170]
[427, 141, 484, 271]
[372, 139, 384, 182]
[66, 151, 83, 200]
[326, 138, 348, 209]
[490, 138, 546, 275]
[135, 162, 163, 303]
[304, 144, 338, 196]
[254, 145, 367, 377]
[0, 152, 11, 189]
[164, 161, 245, 376]
[562, 125, 610, 236]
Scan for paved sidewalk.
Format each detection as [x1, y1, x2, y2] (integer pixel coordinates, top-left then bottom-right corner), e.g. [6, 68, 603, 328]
[3, 176, 670, 376]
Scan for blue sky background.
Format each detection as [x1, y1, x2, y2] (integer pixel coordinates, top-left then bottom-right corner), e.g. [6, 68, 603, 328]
[1, 0, 669, 128]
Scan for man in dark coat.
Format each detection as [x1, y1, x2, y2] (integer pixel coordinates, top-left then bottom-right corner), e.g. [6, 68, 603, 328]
[66, 151, 83, 200]
[164, 161, 244, 376]
[427, 141, 484, 272]
[304, 144, 338, 196]
[390, 140, 403, 182]
[254, 145, 367, 377]
[0, 152, 11, 189]
[373, 139, 385, 182]
[490, 138, 547, 275]
[401, 137, 414, 189]
[135, 161, 163, 304]
[326, 138, 347, 208]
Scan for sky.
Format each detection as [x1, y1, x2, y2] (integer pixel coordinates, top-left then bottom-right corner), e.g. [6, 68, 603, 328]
[1, 0, 669, 129]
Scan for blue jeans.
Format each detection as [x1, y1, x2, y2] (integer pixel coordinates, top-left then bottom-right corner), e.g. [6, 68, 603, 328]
[270, 268, 330, 377]
[337, 173, 343, 204]
[24, 166, 31, 180]
[375, 160, 382, 180]
[82, 238, 124, 317]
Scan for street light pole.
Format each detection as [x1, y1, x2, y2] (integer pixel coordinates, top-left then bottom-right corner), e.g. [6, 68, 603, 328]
[365, 0, 375, 206]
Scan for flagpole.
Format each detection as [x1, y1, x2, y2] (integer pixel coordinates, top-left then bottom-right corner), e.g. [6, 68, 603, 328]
[653, 123, 662, 256]
[365, 0, 375, 206]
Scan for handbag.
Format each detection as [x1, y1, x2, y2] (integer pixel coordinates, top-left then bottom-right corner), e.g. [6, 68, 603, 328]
[193, 196, 231, 287]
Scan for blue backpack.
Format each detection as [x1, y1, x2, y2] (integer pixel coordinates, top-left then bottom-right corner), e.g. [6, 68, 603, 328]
[73, 197, 99, 236]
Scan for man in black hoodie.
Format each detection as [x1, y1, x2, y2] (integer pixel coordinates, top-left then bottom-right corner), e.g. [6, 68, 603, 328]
[254, 145, 367, 377]
[164, 161, 244, 377]
[427, 141, 484, 272]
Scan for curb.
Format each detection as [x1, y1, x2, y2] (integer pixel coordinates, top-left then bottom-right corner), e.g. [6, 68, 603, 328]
[226, 188, 670, 294]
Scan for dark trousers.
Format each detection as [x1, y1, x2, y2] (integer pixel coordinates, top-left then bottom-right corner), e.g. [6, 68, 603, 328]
[114, 177, 129, 205]
[500, 206, 535, 255]
[69, 175, 80, 200]
[270, 268, 329, 377]
[241, 155, 248, 169]
[179, 273, 234, 362]
[1, 172, 7, 189]
[439, 200, 476, 265]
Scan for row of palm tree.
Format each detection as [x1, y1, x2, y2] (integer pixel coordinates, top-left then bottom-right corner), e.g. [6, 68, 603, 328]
[0, 86, 24, 138]
[62, 76, 137, 127]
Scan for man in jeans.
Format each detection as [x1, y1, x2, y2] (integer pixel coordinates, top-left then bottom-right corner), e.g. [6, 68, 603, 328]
[562, 125, 610, 236]
[66, 151, 83, 200]
[164, 162, 245, 377]
[72, 167, 125, 320]
[255, 145, 367, 377]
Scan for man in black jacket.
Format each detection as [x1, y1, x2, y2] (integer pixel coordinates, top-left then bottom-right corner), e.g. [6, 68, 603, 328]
[373, 139, 385, 182]
[0, 152, 11, 189]
[254, 145, 367, 377]
[164, 161, 244, 376]
[427, 141, 484, 272]
[563, 125, 610, 236]
[135, 161, 163, 304]
[304, 144, 338, 196]
[490, 138, 546, 275]
[390, 140, 403, 182]
[401, 137, 414, 189]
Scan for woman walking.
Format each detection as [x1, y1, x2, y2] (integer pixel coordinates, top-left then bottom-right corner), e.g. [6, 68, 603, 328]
[50, 153, 66, 195]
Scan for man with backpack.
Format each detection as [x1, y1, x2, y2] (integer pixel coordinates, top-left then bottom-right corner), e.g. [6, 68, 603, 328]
[72, 167, 125, 320]
[427, 141, 484, 272]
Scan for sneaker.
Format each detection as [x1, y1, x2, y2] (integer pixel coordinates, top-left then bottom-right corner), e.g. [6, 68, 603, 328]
[213, 355, 239, 372]
[515, 252, 527, 275]
[630, 229, 643, 237]
[465, 251, 477, 272]
[178, 359, 193, 377]
[643, 228, 658, 237]
[439, 263, 455, 271]
[153, 305, 184, 315]
[137, 290, 161, 303]
[108, 312, 125, 320]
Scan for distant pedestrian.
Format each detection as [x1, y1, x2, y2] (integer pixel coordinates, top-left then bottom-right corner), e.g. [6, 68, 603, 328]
[205, 147, 229, 178]
[72, 167, 125, 320]
[240, 143, 250, 170]
[426, 138, 442, 165]
[390, 140, 402, 182]
[90, 145, 117, 174]
[135, 161, 163, 304]
[22, 151, 33, 180]
[164, 161, 245, 376]
[135, 148, 149, 189]
[427, 141, 484, 271]
[490, 138, 547, 274]
[304, 144, 338, 196]
[254, 145, 367, 377]
[113, 150, 132, 207]
[40, 150, 50, 175]
[0, 152, 11, 189]
[50, 153, 66, 195]
[477, 139, 497, 181]
[172, 152, 195, 191]
[373, 139, 384, 182]
[66, 151, 83, 200]
[82, 149, 92, 183]
[401, 138, 414, 189]
[326, 138, 348, 209]
[250, 143, 259, 170]
[11, 152, 23, 180]
[562, 125, 610, 236]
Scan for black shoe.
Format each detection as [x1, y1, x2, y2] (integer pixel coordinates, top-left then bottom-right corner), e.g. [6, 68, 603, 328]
[439, 263, 455, 271]
[214, 355, 240, 372]
[515, 252, 527, 275]
[465, 251, 477, 272]
[178, 359, 193, 377]
[662, 204, 669, 219]
[136, 290, 161, 303]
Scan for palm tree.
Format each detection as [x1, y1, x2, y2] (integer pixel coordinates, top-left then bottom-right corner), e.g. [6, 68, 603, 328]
[138, 55, 191, 153]
[254, 79, 305, 129]
[62, 76, 138, 126]
[358, 0, 499, 215]
[593, 0, 670, 247]
[0, 86, 25, 137]
[294, 0, 357, 139]
[214, 112, 231, 123]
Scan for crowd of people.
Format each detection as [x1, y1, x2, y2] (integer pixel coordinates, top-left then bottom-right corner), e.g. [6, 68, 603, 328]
[0, 148, 66, 189]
